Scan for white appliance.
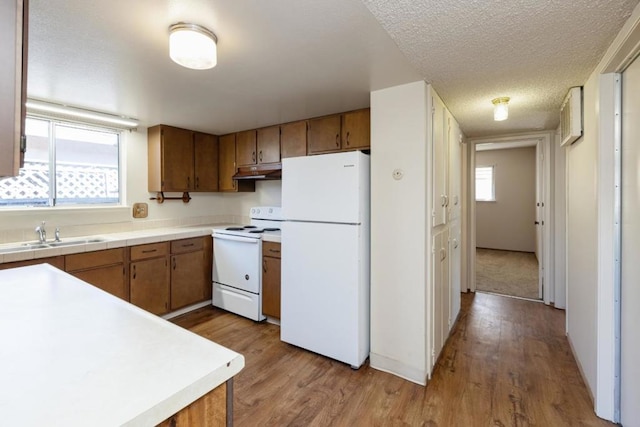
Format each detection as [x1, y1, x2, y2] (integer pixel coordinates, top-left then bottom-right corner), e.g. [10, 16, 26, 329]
[281, 151, 370, 368]
[212, 207, 282, 321]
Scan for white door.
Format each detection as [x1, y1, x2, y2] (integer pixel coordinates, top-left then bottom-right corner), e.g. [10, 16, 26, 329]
[535, 141, 544, 299]
[621, 53, 640, 426]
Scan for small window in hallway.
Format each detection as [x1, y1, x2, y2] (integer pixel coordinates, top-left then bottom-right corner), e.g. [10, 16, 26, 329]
[476, 165, 495, 201]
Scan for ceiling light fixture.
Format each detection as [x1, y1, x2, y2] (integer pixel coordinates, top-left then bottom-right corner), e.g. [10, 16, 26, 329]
[492, 97, 510, 121]
[169, 23, 217, 70]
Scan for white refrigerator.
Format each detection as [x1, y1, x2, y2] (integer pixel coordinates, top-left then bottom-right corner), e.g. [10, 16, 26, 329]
[281, 150, 370, 368]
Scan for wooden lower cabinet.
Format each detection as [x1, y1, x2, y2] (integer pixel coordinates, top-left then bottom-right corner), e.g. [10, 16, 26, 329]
[0, 256, 65, 271]
[130, 242, 170, 315]
[170, 237, 211, 310]
[157, 380, 230, 427]
[66, 249, 128, 301]
[262, 242, 281, 319]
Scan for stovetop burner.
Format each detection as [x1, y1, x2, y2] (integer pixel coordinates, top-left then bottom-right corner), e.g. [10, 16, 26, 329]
[243, 225, 257, 229]
[225, 227, 245, 231]
[248, 229, 264, 234]
[263, 227, 280, 231]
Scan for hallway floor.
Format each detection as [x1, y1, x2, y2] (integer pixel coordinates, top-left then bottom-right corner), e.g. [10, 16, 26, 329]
[173, 293, 612, 426]
[476, 248, 539, 299]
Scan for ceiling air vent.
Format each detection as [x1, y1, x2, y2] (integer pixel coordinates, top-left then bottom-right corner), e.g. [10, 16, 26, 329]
[560, 87, 583, 147]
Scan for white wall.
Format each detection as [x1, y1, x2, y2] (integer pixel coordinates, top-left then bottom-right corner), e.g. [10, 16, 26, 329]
[370, 81, 429, 385]
[475, 147, 536, 252]
[0, 128, 281, 243]
[553, 130, 567, 309]
[566, 74, 599, 400]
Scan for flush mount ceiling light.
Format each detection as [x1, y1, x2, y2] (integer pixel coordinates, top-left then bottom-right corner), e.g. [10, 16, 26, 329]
[492, 97, 510, 121]
[169, 23, 217, 70]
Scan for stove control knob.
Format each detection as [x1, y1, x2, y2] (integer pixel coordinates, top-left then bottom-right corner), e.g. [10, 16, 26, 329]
[268, 208, 273, 213]
[245, 274, 250, 280]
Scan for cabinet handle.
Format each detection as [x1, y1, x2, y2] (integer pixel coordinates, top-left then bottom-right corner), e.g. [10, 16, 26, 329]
[173, 258, 176, 270]
[259, 150, 262, 162]
[133, 264, 136, 279]
[196, 176, 199, 189]
[181, 243, 195, 248]
[335, 134, 340, 147]
[142, 249, 157, 254]
[268, 249, 280, 254]
[346, 131, 350, 146]
[252, 151, 256, 162]
[263, 259, 267, 273]
[187, 176, 191, 189]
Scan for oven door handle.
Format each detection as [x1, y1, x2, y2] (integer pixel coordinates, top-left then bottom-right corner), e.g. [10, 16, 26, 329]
[213, 233, 260, 244]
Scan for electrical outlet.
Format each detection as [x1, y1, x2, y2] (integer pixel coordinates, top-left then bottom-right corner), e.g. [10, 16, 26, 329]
[132, 202, 148, 219]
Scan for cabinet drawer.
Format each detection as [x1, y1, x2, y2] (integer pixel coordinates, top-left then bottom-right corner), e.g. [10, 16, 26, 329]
[130, 242, 169, 261]
[65, 248, 124, 272]
[171, 237, 204, 254]
[263, 241, 281, 258]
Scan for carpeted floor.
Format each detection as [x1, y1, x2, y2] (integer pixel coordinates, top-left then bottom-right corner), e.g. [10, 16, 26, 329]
[475, 248, 540, 299]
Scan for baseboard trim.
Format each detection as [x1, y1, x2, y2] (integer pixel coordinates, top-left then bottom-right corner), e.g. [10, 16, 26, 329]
[162, 300, 212, 320]
[369, 352, 427, 386]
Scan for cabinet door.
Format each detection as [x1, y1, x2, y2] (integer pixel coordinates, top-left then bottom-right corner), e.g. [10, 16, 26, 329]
[307, 115, 341, 154]
[262, 255, 281, 318]
[236, 130, 257, 166]
[281, 121, 307, 159]
[72, 265, 128, 301]
[0, 256, 64, 271]
[171, 250, 207, 310]
[432, 93, 448, 227]
[0, 0, 27, 177]
[162, 126, 194, 191]
[218, 133, 237, 192]
[257, 126, 280, 164]
[194, 132, 219, 192]
[130, 257, 170, 315]
[341, 109, 370, 150]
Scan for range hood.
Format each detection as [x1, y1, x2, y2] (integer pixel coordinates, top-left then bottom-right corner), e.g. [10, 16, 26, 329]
[233, 163, 282, 180]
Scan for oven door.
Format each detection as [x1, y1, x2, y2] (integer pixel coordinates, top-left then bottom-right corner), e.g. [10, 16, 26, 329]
[212, 233, 261, 294]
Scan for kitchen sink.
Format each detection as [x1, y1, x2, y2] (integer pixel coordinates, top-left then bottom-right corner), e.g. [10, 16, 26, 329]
[0, 237, 110, 254]
[48, 237, 109, 247]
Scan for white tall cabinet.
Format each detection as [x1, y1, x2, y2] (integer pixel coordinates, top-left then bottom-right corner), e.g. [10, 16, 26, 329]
[370, 81, 463, 384]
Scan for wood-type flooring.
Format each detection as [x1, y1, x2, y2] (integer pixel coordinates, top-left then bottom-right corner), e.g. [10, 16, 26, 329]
[172, 292, 613, 426]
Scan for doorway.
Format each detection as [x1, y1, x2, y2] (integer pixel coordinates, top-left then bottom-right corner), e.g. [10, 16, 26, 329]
[465, 133, 553, 305]
[474, 141, 540, 300]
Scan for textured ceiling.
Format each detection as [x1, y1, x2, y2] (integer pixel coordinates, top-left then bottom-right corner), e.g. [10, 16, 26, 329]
[28, 0, 640, 137]
[362, 0, 640, 137]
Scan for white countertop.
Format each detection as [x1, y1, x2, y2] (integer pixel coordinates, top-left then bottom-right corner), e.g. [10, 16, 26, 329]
[0, 264, 245, 426]
[0, 224, 281, 264]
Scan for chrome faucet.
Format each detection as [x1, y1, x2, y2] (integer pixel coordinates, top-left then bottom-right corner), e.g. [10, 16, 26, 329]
[54, 227, 61, 242]
[35, 221, 46, 244]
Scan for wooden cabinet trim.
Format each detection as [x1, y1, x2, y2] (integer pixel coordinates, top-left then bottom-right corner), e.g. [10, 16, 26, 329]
[262, 241, 281, 259]
[65, 248, 125, 272]
[130, 242, 169, 261]
[171, 237, 204, 254]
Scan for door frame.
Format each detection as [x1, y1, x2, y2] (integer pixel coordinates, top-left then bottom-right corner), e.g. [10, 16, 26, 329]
[465, 132, 553, 305]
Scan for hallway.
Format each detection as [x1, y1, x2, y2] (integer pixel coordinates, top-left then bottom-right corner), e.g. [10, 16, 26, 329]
[173, 293, 610, 425]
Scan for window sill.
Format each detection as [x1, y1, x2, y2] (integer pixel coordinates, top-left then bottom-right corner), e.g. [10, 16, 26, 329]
[0, 205, 130, 214]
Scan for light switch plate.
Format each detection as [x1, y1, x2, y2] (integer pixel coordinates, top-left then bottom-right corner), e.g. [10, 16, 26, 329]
[132, 202, 148, 218]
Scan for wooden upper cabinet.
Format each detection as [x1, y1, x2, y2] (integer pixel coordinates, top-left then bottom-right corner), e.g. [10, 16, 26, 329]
[341, 109, 370, 150]
[219, 133, 255, 193]
[236, 130, 257, 166]
[148, 125, 194, 192]
[280, 121, 307, 159]
[307, 115, 342, 155]
[218, 133, 237, 192]
[256, 126, 280, 164]
[194, 132, 219, 192]
[0, 0, 28, 177]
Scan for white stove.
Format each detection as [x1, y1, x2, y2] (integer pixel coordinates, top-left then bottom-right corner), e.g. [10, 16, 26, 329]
[212, 207, 282, 321]
[213, 206, 283, 239]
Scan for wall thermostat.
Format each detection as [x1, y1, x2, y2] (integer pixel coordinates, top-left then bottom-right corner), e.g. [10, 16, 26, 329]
[392, 169, 404, 180]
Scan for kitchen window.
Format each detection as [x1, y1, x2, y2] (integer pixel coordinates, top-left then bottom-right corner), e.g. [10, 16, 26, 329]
[475, 165, 495, 201]
[0, 117, 121, 207]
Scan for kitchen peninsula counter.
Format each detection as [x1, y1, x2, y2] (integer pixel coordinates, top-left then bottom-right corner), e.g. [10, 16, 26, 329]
[0, 264, 244, 426]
